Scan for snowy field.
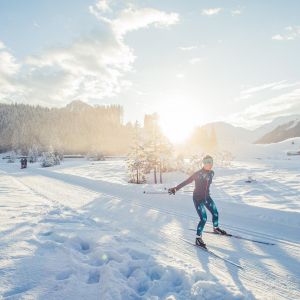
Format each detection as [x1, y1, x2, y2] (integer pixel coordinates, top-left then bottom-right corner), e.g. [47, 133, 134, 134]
[0, 153, 299, 299]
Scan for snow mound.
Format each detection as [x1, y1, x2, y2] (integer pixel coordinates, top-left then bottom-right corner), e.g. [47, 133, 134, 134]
[0, 197, 245, 300]
[235, 137, 300, 159]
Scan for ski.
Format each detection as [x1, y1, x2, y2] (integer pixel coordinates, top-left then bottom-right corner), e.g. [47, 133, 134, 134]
[180, 237, 243, 270]
[189, 229, 275, 246]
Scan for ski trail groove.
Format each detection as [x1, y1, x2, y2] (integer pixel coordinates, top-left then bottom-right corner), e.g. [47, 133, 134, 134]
[4, 166, 298, 300]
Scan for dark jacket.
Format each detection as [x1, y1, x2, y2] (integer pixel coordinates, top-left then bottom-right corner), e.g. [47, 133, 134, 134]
[176, 168, 214, 201]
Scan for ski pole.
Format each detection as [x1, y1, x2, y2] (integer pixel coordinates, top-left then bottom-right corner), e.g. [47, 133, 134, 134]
[143, 191, 168, 194]
[143, 190, 194, 194]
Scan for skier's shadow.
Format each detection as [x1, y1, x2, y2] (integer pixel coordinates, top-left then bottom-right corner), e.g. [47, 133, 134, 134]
[192, 230, 256, 299]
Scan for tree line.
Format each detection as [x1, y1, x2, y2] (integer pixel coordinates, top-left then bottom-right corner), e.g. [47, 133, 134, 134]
[1, 100, 230, 181]
[127, 113, 173, 184]
[0, 100, 134, 155]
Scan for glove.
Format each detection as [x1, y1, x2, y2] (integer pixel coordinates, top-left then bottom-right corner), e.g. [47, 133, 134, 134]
[168, 187, 176, 195]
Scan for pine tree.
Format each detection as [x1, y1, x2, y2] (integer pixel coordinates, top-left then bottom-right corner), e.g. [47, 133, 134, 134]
[188, 154, 204, 174]
[175, 154, 185, 172]
[127, 122, 146, 184]
[41, 152, 55, 167]
[143, 114, 160, 184]
[142, 114, 172, 184]
[7, 150, 17, 163]
[40, 146, 61, 167]
[28, 145, 39, 163]
[0, 102, 133, 155]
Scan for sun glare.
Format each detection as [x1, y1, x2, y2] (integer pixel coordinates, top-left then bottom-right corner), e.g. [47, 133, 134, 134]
[158, 104, 198, 144]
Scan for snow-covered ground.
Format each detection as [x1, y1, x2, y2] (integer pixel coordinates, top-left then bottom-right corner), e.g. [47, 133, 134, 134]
[234, 137, 300, 160]
[0, 154, 299, 299]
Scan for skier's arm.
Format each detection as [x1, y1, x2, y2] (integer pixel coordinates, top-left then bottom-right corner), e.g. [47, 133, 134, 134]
[168, 173, 195, 195]
[176, 173, 195, 191]
[209, 171, 214, 184]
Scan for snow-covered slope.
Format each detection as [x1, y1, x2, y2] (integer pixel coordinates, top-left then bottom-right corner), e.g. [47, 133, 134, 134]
[255, 119, 300, 144]
[200, 116, 300, 154]
[0, 157, 299, 299]
[202, 122, 257, 143]
[234, 137, 300, 159]
[254, 114, 300, 139]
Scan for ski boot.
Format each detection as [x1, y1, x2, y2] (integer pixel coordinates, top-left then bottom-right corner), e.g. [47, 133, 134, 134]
[213, 227, 227, 235]
[195, 235, 207, 249]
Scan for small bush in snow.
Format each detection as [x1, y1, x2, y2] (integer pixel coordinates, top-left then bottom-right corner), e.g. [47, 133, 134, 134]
[28, 146, 39, 163]
[214, 151, 234, 167]
[184, 154, 205, 174]
[40, 151, 61, 167]
[127, 158, 146, 184]
[86, 152, 105, 161]
[7, 151, 17, 163]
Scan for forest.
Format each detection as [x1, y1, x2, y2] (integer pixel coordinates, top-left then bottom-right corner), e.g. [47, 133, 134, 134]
[0, 100, 225, 185]
[0, 100, 218, 156]
[0, 100, 133, 155]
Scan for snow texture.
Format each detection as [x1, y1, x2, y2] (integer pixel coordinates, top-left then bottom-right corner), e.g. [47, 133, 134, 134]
[0, 147, 299, 299]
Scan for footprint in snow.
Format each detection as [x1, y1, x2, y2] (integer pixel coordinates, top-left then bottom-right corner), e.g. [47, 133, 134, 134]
[39, 231, 53, 236]
[80, 241, 90, 252]
[87, 271, 100, 284]
[3, 285, 32, 297]
[56, 270, 72, 281]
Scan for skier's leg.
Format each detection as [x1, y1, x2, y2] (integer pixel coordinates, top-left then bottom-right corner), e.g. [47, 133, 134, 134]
[192, 196, 207, 247]
[205, 196, 227, 234]
[195, 202, 207, 236]
[204, 196, 219, 228]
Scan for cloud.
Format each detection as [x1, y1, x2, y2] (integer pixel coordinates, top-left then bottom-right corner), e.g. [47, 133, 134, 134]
[201, 8, 222, 16]
[231, 81, 300, 128]
[111, 7, 179, 37]
[0, 26, 135, 106]
[0, 40, 6, 49]
[231, 9, 242, 16]
[178, 46, 197, 51]
[271, 81, 300, 90]
[94, 0, 112, 13]
[0, 2, 179, 106]
[89, 0, 113, 22]
[0, 47, 20, 76]
[239, 81, 287, 99]
[239, 89, 300, 125]
[90, 1, 179, 38]
[176, 73, 185, 79]
[33, 21, 41, 28]
[189, 57, 204, 64]
[272, 26, 300, 41]
[0, 41, 23, 102]
[272, 34, 284, 41]
[23, 28, 135, 105]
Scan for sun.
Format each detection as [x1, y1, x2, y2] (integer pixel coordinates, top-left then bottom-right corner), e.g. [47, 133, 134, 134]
[158, 104, 198, 144]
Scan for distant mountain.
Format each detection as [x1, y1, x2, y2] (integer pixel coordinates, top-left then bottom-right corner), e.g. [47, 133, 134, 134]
[253, 114, 300, 140]
[255, 118, 300, 144]
[194, 116, 300, 153]
[185, 121, 258, 154]
[65, 100, 92, 112]
[202, 122, 257, 144]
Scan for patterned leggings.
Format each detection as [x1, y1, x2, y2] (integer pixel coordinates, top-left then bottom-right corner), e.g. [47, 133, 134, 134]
[193, 195, 219, 236]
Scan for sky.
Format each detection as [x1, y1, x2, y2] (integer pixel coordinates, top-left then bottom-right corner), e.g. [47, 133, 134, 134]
[0, 0, 300, 142]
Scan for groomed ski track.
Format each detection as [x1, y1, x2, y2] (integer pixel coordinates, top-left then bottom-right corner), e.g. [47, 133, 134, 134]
[0, 159, 299, 299]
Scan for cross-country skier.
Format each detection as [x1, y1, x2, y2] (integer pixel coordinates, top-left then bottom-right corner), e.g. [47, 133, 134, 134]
[168, 155, 227, 249]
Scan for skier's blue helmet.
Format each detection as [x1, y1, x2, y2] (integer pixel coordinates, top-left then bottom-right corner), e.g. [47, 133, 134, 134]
[202, 155, 213, 165]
